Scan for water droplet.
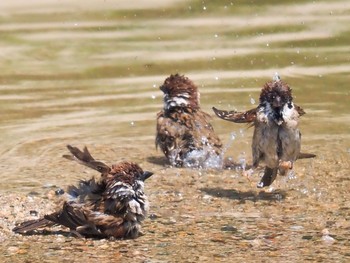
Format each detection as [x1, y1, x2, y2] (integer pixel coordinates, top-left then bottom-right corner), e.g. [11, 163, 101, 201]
[151, 95, 156, 99]
[266, 43, 269, 47]
[203, 6, 207, 10]
[239, 129, 244, 137]
[130, 121, 135, 126]
[273, 72, 281, 81]
[152, 84, 157, 88]
[214, 34, 218, 38]
[215, 76, 219, 81]
[250, 97, 256, 105]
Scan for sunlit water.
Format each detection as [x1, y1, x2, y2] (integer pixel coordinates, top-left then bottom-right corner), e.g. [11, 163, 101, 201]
[0, 0, 349, 262]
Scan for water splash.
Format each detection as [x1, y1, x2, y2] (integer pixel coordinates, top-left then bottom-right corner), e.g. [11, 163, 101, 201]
[237, 152, 247, 171]
[248, 94, 256, 105]
[273, 72, 281, 82]
[183, 136, 223, 169]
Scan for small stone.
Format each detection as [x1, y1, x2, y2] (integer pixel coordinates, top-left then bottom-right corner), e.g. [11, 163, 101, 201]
[221, 225, 238, 232]
[302, 235, 313, 240]
[55, 188, 65, 195]
[149, 213, 159, 220]
[99, 243, 110, 249]
[7, 246, 19, 253]
[29, 210, 38, 216]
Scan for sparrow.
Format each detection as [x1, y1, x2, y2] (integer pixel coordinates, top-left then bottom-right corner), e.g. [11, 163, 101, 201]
[213, 73, 315, 188]
[13, 145, 153, 239]
[156, 74, 223, 168]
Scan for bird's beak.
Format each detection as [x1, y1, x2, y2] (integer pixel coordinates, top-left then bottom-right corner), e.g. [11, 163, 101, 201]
[272, 96, 282, 108]
[141, 171, 153, 181]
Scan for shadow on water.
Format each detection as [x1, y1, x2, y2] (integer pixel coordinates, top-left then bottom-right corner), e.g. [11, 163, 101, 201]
[146, 156, 169, 166]
[13, 229, 74, 238]
[14, 229, 118, 240]
[200, 187, 287, 201]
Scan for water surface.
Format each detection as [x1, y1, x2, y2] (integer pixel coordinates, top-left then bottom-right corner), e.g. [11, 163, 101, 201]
[0, 0, 349, 262]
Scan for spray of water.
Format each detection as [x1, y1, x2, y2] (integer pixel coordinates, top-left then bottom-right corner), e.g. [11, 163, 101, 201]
[183, 136, 223, 169]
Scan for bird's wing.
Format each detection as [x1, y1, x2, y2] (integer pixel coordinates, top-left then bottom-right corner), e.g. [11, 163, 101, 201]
[44, 202, 90, 230]
[155, 111, 187, 160]
[13, 218, 55, 234]
[212, 107, 257, 123]
[294, 104, 306, 117]
[63, 145, 111, 174]
[192, 110, 222, 151]
[297, 152, 316, 159]
[46, 202, 126, 238]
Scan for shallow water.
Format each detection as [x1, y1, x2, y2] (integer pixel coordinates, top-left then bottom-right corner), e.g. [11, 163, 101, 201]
[0, 0, 349, 262]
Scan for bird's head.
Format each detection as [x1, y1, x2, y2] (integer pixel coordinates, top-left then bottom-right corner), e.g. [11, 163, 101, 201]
[260, 76, 293, 113]
[109, 161, 153, 187]
[160, 74, 200, 111]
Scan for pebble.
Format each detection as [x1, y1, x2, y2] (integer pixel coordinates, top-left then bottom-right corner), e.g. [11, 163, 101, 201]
[7, 246, 19, 253]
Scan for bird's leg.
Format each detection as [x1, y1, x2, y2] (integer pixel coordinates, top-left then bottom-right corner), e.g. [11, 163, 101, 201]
[242, 168, 254, 186]
[279, 160, 293, 170]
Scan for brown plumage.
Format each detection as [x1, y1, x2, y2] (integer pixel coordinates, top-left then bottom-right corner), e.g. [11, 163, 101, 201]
[156, 74, 223, 168]
[13, 145, 153, 239]
[213, 74, 315, 187]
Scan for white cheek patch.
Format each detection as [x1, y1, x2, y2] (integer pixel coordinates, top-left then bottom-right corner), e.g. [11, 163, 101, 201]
[165, 96, 189, 109]
[281, 102, 294, 120]
[257, 103, 273, 123]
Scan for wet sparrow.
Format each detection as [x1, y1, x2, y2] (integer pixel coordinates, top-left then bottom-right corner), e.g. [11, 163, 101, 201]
[156, 74, 223, 168]
[13, 145, 153, 239]
[213, 74, 315, 188]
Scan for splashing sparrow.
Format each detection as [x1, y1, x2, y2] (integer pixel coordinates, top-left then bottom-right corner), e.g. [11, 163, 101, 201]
[213, 74, 315, 187]
[156, 74, 222, 168]
[13, 145, 153, 239]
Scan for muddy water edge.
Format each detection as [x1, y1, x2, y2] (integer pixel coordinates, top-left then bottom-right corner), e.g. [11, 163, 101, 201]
[0, 0, 349, 262]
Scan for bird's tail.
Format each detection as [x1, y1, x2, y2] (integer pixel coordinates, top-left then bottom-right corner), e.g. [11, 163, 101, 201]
[257, 167, 278, 188]
[63, 145, 111, 174]
[13, 218, 54, 234]
[297, 152, 316, 159]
